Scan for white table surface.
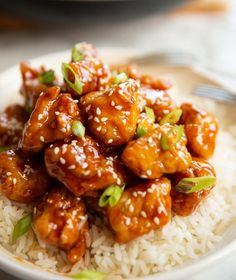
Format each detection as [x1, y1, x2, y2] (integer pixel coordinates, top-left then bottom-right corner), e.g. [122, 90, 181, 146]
[0, 0, 236, 279]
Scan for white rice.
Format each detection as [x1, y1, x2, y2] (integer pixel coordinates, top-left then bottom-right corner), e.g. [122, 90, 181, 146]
[0, 98, 236, 279]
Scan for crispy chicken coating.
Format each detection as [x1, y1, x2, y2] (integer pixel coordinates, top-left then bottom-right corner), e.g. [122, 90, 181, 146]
[64, 59, 112, 96]
[19, 86, 80, 154]
[20, 62, 56, 110]
[33, 186, 88, 263]
[0, 150, 50, 203]
[180, 103, 218, 159]
[140, 88, 177, 122]
[80, 79, 140, 146]
[122, 124, 192, 179]
[106, 178, 171, 243]
[45, 136, 124, 196]
[0, 104, 28, 147]
[171, 157, 216, 216]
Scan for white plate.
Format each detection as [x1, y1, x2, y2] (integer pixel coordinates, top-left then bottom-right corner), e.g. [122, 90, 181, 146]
[0, 48, 235, 280]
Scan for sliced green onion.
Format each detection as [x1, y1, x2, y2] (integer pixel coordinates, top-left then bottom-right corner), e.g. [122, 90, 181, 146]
[72, 120, 85, 138]
[71, 43, 85, 62]
[0, 146, 11, 152]
[175, 176, 216, 194]
[38, 70, 55, 85]
[113, 72, 128, 84]
[99, 184, 125, 207]
[136, 124, 147, 138]
[159, 109, 182, 125]
[61, 63, 83, 95]
[12, 213, 32, 241]
[70, 269, 106, 280]
[145, 107, 155, 122]
[161, 125, 184, 151]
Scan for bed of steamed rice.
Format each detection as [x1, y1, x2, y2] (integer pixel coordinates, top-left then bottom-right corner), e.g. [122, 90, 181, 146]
[0, 97, 236, 279]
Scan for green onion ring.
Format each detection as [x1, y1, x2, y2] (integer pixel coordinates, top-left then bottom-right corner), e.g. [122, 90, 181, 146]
[145, 107, 155, 122]
[70, 269, 106, 279]
[136, 124, 147, 138]
[161, 125, 184, 151]
[72, 120, 86, 138]
[61, 63, 83, 95]
[12, 213, 32, 241]
[113, 72, 128, 84]
[159, 109, 182, 125]
[38, 70, 55, 85]
[99, 184, 125, 207]
[71, 43, 85, 62]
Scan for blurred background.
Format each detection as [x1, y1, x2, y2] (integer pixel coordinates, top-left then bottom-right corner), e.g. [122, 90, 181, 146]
[0, 0, 236, 279]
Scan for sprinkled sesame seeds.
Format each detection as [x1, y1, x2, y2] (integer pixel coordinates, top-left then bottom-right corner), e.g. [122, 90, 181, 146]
[115, 105, 122, 110]
[88, 116, 93, 120]
[54, 147, 59, 155]
[12, 178, 17, 185]
[96, 107, 101, 115]
[82, 162, 88, 168]
[60, 157, 66, 165]
[140, 211, 147, 218]
[111, 101, 115, 106]
[6, 172, 12, 176]
[129, 204, 134, 213]
[38, 114, 43, 120]
[94, 117, 100, 123]
[40, 136, 45, 142]
[97, 126, 102, 131]
[147, 170, 152, 176]
[101, 117, 108, 122]
[107, 139, 113, 144]
[55, 111, 60, 116]
[154, 217, 160, 225]
[68, 165, 76, 170]
[61, 128, 66, 133]
[124, 217, 131, 226]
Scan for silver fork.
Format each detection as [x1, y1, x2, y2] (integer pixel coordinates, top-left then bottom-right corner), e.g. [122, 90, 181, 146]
[193, 85, 236, 105]
[128, 51, 200, 66]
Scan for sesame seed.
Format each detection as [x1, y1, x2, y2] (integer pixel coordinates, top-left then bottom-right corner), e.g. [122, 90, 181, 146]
[101, 117, 108, 122]
[12, 178, 17, 185]
[115, 105, 122, 110]
[97, 126, 102, 131]
[147, 170, 152, 176]
[54, 147, 59, 155]
[97, 169, 102, 177]
[84, 170, 90, 176]
[82, 162, 88, 168]
[40, 136, 45, 142]
[85, 104, 91, 112]
[60, 157, 66, 164]
[38, 114, 43, 120]
[140, 211, 147, 218]
[111, 101, 115, 106]
[94, 117, 100, 123]
[133, 192, 137, 197]
[124, 217, 131, 226]
[154, 217, 160, 225]
[55, 111, 60, 116]
[6, 172, 12, 176]
[61, 128, 66, 133]
[88, 116, 93, 120]
[129, 204, 134, 213]
[107, 139, 113, 144]
[96, 107, 101, 115]
[68, 165, 76, 170]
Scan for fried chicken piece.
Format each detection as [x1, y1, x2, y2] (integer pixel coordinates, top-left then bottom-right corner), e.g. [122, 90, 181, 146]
[180, 103, 218, 159]
[112, 64, 172, 90]
[33, 186, 88, 263]
[122, 124, 192, 179]
[171, 157, 216, 216]
[0, 150, 50, 203]
[140, 88, 177, 122]
[63, 59, 112, 96]
[20, 62, 56, 110]
[19, 86, 80, 154]
[80, 79, 140, 146]
[45, 136, 124, 196]
[71, 42, 98, 61]
[0, 104, 28, 147]
[106, 178, 171, 243]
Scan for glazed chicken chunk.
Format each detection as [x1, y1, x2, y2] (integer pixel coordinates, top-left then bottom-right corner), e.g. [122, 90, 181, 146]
[19, 86, 80, 154]
[20, 62, 56, 110]
[107, 178, 171, 243]
[180, 103, 218, 159]
[33, 187, 88, 263]
[45, 136, 124, 196]
[122, 124, 192, 179]
[80, 79, 140, 146]
[0, 150, 50, 203]
[171, 157, 216, 216]
[0, 104, 28, 147]
[62, 59, 112, 96]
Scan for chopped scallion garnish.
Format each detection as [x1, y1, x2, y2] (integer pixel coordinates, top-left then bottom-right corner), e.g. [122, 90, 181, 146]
[0, 146, 11, 153]
[145, 107, 155, 122]
[99, 184, 125, 207]
[113, 72, 128, 84]
[71, 43, 85, 62]
[136, 124, 147, 138]
[12, 213, 32, 241]
[70, 269, 106, 279]
[175, 176, 216, 194]
[161, 125, 184, 151]
[159, 109, 182, 125]
[38, 70, 55, 85]
[72, 120, 85, 138]
[61, 63, 83, 95]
